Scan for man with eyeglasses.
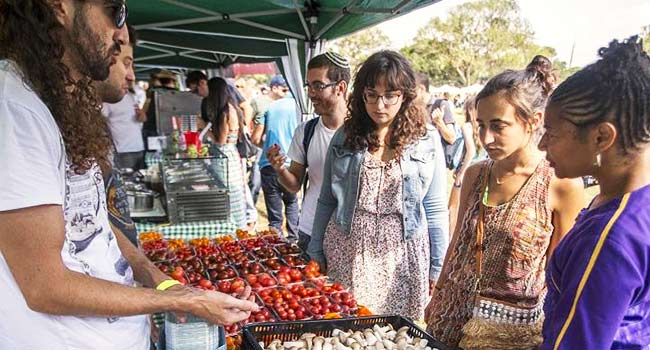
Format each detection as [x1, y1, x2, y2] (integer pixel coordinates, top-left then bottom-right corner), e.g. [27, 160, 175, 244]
[266, 52, 350, 252]
[0, 2, 258, 349]
[252, 75, 300, 242]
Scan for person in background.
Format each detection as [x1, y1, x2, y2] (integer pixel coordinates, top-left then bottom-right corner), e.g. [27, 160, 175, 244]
[252, 75, 299, 241]
[187, 71, 258, 228]
[0, 1, 258, 349]
[539, 36, 650, 350]
[95, 24, 140, 247]
[141, 69, 177, 148]
[415, 73, 456, 144]
[246, 81, 274, 205]
[447, 96, 486, 236]
[100, 26, 145, 171]
[132, 81, 147, 109]
[267, 52, 351, 252]
[308, 51, 449, 320]
[425, 56, 584, 350]
[201, 77, 249, 229]
[187, 71, 254, 126]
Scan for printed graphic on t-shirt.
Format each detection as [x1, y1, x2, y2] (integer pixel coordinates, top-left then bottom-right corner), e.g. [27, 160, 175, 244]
[63, 162, 133, 280]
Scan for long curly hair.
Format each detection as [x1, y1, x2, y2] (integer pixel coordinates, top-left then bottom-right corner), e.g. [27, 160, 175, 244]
[345, 50, 427, 155]
[0, 0, 113, 173]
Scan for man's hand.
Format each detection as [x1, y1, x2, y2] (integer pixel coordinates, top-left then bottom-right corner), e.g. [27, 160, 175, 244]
[183, 286, 258, 326]
[267, 144, 287, 172]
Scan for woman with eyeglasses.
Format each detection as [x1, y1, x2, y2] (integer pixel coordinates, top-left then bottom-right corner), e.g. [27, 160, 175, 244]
[307, 51, 449, 319]
[424, 56, 584, 350]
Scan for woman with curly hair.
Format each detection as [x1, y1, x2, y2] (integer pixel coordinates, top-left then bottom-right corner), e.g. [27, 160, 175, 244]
[307, 50, 449, 319]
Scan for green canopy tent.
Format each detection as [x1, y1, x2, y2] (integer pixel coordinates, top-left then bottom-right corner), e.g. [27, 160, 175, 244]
[129, 0, 441, 113]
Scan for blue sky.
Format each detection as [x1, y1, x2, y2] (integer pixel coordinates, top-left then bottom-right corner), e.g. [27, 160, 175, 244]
[377, 0, 650, 68]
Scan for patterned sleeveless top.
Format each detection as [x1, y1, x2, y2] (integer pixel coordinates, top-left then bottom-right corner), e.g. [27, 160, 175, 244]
[427, 159, 554, 347]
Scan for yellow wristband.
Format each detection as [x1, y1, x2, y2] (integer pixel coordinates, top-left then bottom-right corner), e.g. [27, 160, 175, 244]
[156, 279, 182, 291]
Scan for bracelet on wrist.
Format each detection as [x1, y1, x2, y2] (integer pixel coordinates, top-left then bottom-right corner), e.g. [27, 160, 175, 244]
[156, 279, 182, 291]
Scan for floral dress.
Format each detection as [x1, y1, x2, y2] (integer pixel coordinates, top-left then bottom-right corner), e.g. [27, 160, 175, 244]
[323, 152, 430, 319]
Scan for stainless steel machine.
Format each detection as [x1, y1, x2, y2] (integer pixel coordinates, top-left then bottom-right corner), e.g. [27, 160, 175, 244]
[161, 153, 231, 224]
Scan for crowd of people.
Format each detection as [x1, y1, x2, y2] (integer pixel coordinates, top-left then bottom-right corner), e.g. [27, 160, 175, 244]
[1, 1, 650, 350]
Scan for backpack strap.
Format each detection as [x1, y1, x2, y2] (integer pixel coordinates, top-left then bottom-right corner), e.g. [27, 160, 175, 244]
[301, 117, 319, 195]
[302, 117, 319, 168]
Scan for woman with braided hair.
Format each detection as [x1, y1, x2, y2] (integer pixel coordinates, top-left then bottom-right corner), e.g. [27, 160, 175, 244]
[539, 36, 650, 350]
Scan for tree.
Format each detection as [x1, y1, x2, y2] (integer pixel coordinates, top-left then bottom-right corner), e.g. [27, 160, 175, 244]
[401, 0, 567, 86]
[328, 27, 391, 74]
[642, 25, 650, 52]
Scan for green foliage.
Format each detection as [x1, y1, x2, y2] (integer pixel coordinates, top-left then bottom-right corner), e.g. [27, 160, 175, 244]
[400, 0, 570, 86]
[328, 27, 391, 74]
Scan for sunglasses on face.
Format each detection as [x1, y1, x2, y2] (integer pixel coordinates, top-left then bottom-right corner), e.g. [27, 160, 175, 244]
[105, 0, 128, 29]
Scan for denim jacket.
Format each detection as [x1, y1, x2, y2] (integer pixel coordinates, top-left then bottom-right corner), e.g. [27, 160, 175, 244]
[307, 126, 450, 280]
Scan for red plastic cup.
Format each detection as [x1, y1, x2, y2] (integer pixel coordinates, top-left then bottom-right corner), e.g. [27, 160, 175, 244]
[184, 131, 201, 151]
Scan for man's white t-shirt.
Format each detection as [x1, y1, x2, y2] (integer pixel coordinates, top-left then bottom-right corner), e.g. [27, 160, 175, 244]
[287, 117, 337, 236]
[0, 60, 149, 350]
[103, 94, 145, 153]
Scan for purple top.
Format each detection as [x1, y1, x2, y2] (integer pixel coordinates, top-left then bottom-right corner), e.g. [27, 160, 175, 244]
[542, 184, 650, 350]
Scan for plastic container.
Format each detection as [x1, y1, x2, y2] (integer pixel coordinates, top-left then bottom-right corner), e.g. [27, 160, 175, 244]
[165, 313, 226, 350]
[241, 315, 450, 350]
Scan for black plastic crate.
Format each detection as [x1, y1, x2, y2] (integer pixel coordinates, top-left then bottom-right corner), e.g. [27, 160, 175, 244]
[242, 315, 450, 350]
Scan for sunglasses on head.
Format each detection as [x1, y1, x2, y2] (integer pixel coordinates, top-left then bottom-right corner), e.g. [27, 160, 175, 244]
[105, 0, 128, 29]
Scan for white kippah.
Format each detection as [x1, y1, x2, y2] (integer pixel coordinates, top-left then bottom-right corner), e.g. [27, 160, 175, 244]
[324, 52, 350, 70]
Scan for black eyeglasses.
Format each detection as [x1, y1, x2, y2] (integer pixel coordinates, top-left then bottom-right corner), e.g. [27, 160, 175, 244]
[106, 1, 128, 29]
[305, 81, 338, 92]
[363, 91, 402, 105]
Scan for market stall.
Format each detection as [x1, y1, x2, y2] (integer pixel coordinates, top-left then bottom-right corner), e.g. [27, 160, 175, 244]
[139, 230, 448, 350]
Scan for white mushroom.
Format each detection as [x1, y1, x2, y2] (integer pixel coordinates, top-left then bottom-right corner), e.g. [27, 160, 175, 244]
[395, 337, 408, 350]
[365, 332, 379, 346]
[284, 341, 307, 349]
[373, 325, 393, 336]
[375, 332, 386, 343]
[375, 340, 385, 350]
[269, 339, 283, 350]
[301, 333, 317, 350]
[339, 332, 350, 344]
[417, 339, 428, 349]
[386, 331, 397, 340]
[382, 339, 396, 350]
[345, 338, 356, 347]
[396, 328, 409, 340]
[335, 340, 351, 350]
[323, 340, 333, 350]
[351, 343, 362, 350]
[352, 331, 365, 345]
[313, 337, 325, 350]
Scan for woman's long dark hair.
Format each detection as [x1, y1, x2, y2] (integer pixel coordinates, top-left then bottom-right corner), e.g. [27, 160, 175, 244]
[201, 77, 240, 140]
[0, 0, 113, 173]
[344, 50, 427, 155]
